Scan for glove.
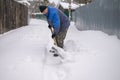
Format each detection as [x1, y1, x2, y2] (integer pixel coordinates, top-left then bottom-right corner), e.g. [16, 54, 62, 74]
[52, 33, 56, 38]
[48, 25, 52, 29]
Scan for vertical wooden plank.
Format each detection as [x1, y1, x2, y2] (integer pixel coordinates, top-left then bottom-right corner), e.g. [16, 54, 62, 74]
[17, 2, 20, 28]
[0, 0, 2, 33]
[1, 0, 3, 33]
[1, 0, 4, 33]
[25, 5, 28, 25]
[10, 0, 13, 29]
[13, 1, 16, 29]
[2, 0, 6, 32]
[14, 1, 18, 28]
[10, 0, 12, 29]
[20, 4, 22, 27]
[6, 0, 9, 31]
[11, 1, 17, 29]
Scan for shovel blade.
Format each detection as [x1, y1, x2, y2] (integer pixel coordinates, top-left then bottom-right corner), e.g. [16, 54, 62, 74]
[49, 46, 64, 59]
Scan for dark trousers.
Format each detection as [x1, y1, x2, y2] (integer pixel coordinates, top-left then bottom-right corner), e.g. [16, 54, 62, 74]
[55, 29, 68, 48]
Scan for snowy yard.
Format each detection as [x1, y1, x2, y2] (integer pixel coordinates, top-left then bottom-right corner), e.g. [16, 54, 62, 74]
[0, 19, 120, 80]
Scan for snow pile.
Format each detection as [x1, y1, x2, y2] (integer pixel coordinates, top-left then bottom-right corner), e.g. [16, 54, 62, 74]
[16, 0, 31, 6]
[48, 0, 61, 5]
[60, 2, 79, 9]
[0, 19, 120, 80]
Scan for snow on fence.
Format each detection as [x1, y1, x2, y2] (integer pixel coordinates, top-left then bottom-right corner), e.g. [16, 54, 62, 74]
[74, 0, 120, 39]
[0, 0, 28, 34]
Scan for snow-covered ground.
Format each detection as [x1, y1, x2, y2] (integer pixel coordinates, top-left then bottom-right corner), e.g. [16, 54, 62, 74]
[0, 19, 120, 80]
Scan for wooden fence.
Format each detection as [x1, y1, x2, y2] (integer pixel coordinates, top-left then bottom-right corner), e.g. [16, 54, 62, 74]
[0, 0, 28, 34]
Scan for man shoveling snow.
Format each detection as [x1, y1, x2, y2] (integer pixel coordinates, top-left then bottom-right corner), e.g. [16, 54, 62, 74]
[39, 5, 70, 58]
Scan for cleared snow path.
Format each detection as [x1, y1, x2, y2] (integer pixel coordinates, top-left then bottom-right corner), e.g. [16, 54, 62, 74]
[0, 19, 120, 80]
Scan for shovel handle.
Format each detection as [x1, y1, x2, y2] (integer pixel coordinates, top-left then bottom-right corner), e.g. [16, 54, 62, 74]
[50, 28, 58, 46]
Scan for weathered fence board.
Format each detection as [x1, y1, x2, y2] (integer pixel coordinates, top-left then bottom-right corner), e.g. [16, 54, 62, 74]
[0, 0, 28, 34]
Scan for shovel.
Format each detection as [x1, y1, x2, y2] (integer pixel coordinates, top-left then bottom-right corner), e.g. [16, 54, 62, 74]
[49, 27, 64, 59]
[50, 27, 58, 46]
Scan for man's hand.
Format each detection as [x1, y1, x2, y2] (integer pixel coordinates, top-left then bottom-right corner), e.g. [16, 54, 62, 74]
[52, 33, 56, 38]
[48, 25, 52, 29]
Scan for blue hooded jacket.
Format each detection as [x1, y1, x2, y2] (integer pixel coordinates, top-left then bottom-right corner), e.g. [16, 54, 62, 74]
[45, 6, 70, 35]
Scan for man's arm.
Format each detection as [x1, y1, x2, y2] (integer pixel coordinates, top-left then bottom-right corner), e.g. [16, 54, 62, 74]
[52, 12, 60, 35]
